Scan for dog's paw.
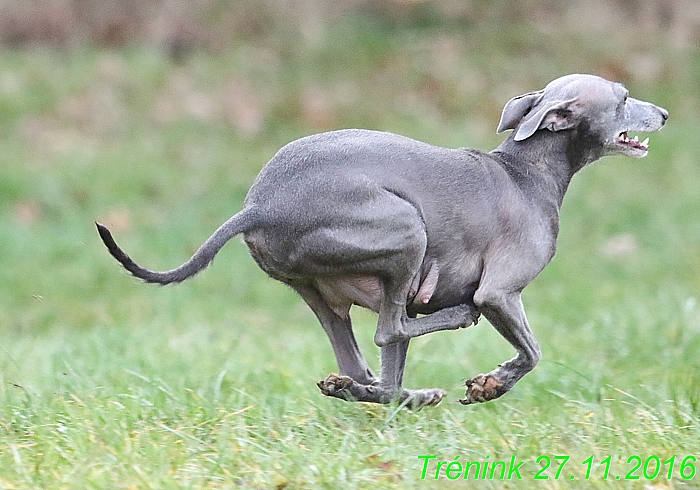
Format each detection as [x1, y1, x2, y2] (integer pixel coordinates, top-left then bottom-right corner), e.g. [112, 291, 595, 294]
[406, 388, 446, 410]
[459, 374, 506, 405]
[454, 303, 481, 327]
[317, 373, 355, 399]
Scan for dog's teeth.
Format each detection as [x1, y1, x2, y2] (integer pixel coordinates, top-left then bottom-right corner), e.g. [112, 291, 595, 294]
[641, 137, 649, 147]
[633, 135, 639, 142]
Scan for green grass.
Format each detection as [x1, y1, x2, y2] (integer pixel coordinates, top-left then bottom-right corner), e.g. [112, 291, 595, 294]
[1, 17, 700, 489]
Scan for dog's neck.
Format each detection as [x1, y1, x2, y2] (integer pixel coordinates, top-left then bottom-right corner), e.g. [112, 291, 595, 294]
[490, 127, 603, 241]
[491, 127, 600, 209]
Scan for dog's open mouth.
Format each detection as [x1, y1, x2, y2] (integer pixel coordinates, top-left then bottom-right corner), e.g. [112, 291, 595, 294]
[616, 131, 649, 151]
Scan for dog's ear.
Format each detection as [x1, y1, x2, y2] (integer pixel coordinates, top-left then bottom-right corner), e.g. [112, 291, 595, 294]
[497, 90, 544, 134]
[512, 97, 579, 141]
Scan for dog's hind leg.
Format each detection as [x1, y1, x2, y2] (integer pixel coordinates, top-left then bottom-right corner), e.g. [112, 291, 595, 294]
[312, 286, 446, 409]
[294, 285, 376, 385]
[317, 337, 446, 409]
[276, 190, 444, 407]
[302, 276, 445, 408]
[378, 338, 446, 408]
[403, 303, 480, 338]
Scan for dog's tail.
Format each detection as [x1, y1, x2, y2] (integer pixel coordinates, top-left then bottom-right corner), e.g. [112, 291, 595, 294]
[96, 207, 259, 285]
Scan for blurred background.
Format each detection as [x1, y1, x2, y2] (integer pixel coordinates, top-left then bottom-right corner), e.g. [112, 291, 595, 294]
[1, 0, 699, 394]
[2, 3, 700, 485]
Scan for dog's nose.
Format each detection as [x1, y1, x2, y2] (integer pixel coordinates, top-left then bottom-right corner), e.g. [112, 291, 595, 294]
[659, 107, 669, 122]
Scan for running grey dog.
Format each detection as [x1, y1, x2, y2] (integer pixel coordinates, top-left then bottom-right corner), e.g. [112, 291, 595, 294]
[97, 74, 668, 409]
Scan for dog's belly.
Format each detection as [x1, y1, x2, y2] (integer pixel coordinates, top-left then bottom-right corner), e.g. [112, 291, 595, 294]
[312, 259, 450, 319]
[246, 224, 483, 320]
[312, 260, 480, 320]
[407, 279, 479, 316]
[314, 275, 382, 319]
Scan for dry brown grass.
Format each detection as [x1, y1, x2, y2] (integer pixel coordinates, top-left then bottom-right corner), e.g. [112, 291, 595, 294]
[1, 0, 698, 51]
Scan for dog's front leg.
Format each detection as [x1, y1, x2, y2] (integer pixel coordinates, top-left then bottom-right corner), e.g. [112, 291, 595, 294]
[460, 289, 541, 405]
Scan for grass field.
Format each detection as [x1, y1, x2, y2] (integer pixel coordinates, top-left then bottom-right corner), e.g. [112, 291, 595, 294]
[1, 15, 700, 489]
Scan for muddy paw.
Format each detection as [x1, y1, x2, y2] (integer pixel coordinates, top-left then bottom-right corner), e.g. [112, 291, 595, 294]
[459, 304, 481, 327]
[317, 373, 355, 400]
[406, 388, 446, 410]
[459, 374, 506, 405]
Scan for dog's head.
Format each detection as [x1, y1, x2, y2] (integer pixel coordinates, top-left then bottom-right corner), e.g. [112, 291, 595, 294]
[497, 74, 668, 158]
